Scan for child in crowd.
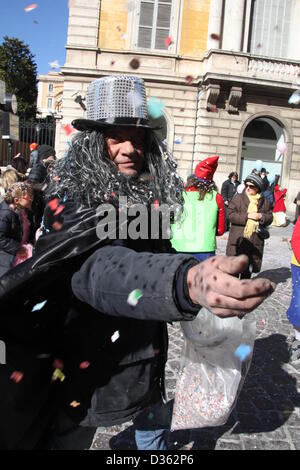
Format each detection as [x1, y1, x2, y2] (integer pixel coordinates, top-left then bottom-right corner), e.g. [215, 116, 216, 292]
[0, 182, 34, 276]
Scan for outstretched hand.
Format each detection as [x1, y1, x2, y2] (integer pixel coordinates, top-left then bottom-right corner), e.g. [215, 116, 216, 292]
[187, 255, 276, 318]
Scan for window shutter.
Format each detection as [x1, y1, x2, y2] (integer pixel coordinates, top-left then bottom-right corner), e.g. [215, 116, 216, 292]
[137, 0, 173, 51]
[155, 2, 172, 49]
[138, 1, 155, 48]
[249, 0, 293, 59]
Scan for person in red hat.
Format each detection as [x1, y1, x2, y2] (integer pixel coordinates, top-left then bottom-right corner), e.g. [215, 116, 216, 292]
[171, 156, 225, 261]
[29, 142, 39, 168]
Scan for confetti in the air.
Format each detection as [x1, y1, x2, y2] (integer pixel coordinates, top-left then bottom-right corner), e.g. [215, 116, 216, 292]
[153, 199, 159, 210]
[164, 36, 172, 47]
[52, 369, 66, 382]
[234, 344, 252, 362]
[185, 75, 194, 85]
[127, 289, 143, 307]
[33, 20, 38, 24]
[174, 136, 183, 144]
[129, 58, 140, 70]
[52, 222, 63, 231]
[63, 123, 76, 136]
[111, 330, 120, 343]
[79, 361, 90, 369]
[288, 90, 300, 105]
[10, 371, 24, 383]
[49, 60, 60, 69]
[48, 198, 59, 211]
[24, 3, 38, 12]
[70, 401, 80, 408]
[210, 33, 220, 41]
[147, 97, 165, 119]
[110, 60, 115, 66]
[54, 205, 65, 216]
[261, 319, 266, 326]
[31, 300, 47, 312]
[207, 103, 218, 113]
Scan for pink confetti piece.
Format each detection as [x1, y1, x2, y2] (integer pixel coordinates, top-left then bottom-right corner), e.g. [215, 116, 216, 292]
[63, 123, 76, 137]
[185, 75, 194, 85]
[53, 358, 64, 370]
[210, 33, 220, 41]
[24, 3, 38, 12]
[10, 371, 24, 384]
[54, 205, 65, 216]
[164, 36, 172, 47]
[79, 361, 90, 370]
[48, 198, 59, 211]
[261, 319, 265, 326]
[52, 222, 63, 231]
[153, 199, 159, 211]
[129, 58, 140, 70]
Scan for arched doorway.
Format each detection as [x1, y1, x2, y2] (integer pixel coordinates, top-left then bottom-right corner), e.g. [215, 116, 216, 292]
[240, 117, 285, 181]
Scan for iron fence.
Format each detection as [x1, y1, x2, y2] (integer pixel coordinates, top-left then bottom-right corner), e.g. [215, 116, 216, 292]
[0, 118, 56, 167]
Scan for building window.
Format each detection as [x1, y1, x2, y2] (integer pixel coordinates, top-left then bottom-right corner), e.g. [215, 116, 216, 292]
[48, 83, 54, 92]
[248, 0, 293, 59]
[137, 0, 173, 50]
[47, 98, 53, 109]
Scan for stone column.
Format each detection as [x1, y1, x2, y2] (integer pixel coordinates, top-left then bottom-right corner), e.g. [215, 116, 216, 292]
[222, 0, 246, 52]
[206, 0, 223, 50]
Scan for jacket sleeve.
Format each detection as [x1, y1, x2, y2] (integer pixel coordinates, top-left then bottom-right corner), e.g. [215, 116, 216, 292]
[259, 199, 273, 227]
[221, 181, 228, 202]
[71, 244, 199, 322]
[291, 219, 300, 263]
[216, 193, 225, 236]
[227, 196, 248, 226]
[0, 212, 20, 255]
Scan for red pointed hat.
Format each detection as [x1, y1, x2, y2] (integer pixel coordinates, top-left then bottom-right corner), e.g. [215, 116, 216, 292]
[194, 156, 219, 180]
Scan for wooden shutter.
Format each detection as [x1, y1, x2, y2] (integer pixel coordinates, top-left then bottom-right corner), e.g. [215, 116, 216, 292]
[137, 0, 173, 50]
[249, 0, 293, 59]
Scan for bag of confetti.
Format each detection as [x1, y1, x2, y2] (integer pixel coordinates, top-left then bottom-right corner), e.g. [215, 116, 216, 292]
[171, 307, 255, 430]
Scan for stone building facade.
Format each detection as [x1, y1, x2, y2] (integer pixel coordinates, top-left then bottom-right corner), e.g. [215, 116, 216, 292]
[56, 0, 300, 210]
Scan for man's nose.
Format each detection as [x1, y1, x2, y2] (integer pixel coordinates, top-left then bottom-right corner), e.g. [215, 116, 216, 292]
[121, 140, 136, 154]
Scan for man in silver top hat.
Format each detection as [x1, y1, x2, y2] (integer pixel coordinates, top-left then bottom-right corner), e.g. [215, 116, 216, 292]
[0, 75, 275, 450]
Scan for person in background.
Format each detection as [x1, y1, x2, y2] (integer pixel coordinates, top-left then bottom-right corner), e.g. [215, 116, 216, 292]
[0, 182, 33, 277]
[293, 191, 300, 224]
[28, 145, 56, 185]
[0, 168, 18, 196]
[272, 179, 287, 227]
[11, 155, 28, 180]
[171, 156, 225, 261]
[260, 167, 270, 192]
[226, 174, 273, 279]
[286, 217, 300, 362]
[221, 171, 240, 231]
[29, 143, 39, 168]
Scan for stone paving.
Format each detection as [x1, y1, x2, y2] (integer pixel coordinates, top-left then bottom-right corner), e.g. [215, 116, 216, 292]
[91, 216, 300, 450]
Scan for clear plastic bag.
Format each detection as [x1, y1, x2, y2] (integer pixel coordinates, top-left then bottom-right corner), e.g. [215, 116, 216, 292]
[171, 308, 256, 431]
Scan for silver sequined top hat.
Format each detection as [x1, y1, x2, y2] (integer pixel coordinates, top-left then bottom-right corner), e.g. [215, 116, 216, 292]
[72, 75, 157, 131]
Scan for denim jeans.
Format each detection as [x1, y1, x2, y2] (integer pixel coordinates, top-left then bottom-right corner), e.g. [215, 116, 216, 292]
[133, 400, 173, 450]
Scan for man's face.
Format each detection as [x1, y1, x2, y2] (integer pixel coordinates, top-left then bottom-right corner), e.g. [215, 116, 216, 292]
[105, 127, 145, 177]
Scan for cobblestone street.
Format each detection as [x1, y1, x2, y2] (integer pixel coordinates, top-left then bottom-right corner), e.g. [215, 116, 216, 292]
[91, 218, 300, 451]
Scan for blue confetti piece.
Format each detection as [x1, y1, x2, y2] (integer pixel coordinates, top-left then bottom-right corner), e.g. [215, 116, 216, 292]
[234, 344, 252, 362]
[147, 97, 165, 119]
[31, 301, 47, 312]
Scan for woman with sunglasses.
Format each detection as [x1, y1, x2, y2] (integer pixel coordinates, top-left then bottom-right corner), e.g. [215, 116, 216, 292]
[226, 174, 273, 279]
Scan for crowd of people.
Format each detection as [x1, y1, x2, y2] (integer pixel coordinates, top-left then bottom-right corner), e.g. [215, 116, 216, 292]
[0, 75, 298, 450]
